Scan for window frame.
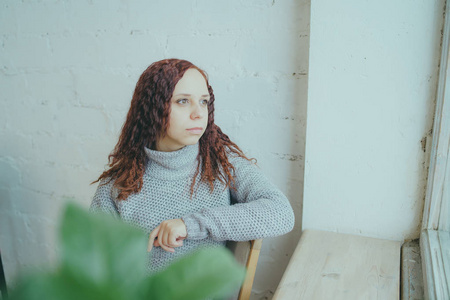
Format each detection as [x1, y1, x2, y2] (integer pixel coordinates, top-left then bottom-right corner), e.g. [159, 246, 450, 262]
[420, 1, 450, 299]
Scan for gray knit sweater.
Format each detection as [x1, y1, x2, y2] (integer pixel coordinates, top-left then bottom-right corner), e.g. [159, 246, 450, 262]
[90, 143, 295, 274]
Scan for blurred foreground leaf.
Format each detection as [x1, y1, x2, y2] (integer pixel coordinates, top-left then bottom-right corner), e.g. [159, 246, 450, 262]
[10, 203, 245, 300]
[59, 203, 148, 298]
[144, 246, 245, 300]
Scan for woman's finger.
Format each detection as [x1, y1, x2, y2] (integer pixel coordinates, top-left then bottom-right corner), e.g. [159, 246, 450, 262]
[163, 223, 178, 247]
[174, 238, 184, 247]
[168, 232, 178, 247]
[152, 219, 187, 252]
[159, 223, 169, 247]
[158, 238, 175, 253]
[157, 237, 182, 247]
[157, 225, 175, 252]
[148, 225, 160, 252]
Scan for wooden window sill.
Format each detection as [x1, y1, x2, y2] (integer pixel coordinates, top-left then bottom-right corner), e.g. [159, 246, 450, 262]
[273, 229, 401, 299]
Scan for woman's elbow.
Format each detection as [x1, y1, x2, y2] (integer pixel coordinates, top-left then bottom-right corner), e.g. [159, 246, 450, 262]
[272, 199, 295, 236]
[282, 203, 295, 234]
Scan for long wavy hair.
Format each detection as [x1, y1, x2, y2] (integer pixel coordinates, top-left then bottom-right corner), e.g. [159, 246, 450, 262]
[93, 58, 254, 200]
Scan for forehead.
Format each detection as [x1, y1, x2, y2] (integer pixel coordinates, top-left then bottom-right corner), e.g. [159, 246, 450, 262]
[173, 68, 209, 95]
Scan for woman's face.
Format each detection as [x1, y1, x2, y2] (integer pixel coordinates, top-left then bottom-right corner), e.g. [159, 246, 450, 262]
[156, 68, 210, 152]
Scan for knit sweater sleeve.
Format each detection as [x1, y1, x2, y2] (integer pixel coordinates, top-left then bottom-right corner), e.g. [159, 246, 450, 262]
[89, 178, 120, 218]
[181, 155, 295, 241]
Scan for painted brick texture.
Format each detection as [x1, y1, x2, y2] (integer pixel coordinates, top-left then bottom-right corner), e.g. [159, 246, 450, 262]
[0, 1, 309, 299]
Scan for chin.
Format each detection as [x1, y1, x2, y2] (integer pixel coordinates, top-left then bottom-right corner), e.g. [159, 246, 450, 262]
[182, 137, 202, 146]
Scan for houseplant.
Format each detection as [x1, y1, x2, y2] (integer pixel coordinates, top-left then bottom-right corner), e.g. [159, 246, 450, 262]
[9, 203, 245, 300]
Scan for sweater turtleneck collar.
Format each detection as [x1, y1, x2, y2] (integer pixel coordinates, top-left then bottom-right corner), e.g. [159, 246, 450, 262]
[143, 143, 199, 180]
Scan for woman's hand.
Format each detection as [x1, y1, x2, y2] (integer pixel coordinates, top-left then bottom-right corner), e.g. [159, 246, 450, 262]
[147, 218, 187, 253]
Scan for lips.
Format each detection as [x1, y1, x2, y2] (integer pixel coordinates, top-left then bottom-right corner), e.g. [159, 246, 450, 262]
[186, 127, 203, 134]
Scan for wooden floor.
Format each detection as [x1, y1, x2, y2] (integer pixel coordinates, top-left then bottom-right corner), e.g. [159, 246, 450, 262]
[273, 229, 401, 300]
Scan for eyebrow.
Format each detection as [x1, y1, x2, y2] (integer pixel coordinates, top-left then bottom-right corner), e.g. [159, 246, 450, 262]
[175, 93, 210, 98]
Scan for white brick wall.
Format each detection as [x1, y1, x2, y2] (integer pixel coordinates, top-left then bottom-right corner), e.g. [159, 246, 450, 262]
[303, 0, 443, 241]
[0, 1, 309, 298]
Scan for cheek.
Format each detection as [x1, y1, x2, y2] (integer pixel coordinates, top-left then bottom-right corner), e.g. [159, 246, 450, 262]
[167, 111, 185, 132]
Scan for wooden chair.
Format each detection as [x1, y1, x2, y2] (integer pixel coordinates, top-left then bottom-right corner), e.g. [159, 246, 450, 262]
[226, 239, 263, 300]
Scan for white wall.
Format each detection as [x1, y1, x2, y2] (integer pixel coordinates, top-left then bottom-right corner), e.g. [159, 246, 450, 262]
[303, 0, 444, 241]
[0, 1, 309, 298]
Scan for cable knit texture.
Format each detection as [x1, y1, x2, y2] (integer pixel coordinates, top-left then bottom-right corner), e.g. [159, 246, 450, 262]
[90, 143, 295, 275]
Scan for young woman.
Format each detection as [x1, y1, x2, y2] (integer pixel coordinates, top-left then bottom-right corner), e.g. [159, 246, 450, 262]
[90, 58, 295, 273]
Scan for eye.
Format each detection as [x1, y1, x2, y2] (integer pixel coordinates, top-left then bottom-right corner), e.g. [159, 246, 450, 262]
[200, 99, 209, 106]
[177, 98, 188, 104]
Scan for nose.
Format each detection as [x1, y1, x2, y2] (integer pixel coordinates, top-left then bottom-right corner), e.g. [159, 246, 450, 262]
[190, 103, 205, 120]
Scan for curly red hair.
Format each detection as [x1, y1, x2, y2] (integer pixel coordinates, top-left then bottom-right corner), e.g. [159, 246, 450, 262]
[93, 59, 254, 200]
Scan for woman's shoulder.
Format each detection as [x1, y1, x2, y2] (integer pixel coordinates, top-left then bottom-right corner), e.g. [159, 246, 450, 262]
[97, 176, 115, 187]
[224, 146, 258, 171]
[96, 177, 120, 200]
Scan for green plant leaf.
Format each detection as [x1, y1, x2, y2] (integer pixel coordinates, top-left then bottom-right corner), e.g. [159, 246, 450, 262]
[143, 246, 246, 300]
[10, 271, 120, 300]
[10, 203, 247, 300]
[59, 203, 149, 299]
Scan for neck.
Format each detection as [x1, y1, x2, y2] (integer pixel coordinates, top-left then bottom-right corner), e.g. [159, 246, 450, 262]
[155, 143, 185, 152]
[143, 143, 199, 180]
